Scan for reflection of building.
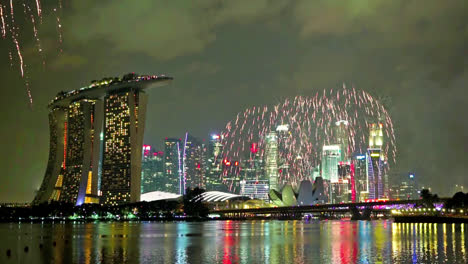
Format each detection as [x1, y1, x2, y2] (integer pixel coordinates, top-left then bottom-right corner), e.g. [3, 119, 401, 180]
[164, 138, 182, 194]
[141, 145, 164, 194]
[265, 131, 279, 191]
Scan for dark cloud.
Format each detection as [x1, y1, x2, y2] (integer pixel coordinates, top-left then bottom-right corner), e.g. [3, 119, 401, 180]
[0, 0, 467, 202]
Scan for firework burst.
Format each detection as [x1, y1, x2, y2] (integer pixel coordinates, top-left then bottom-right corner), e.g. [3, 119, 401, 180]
[220, 86, 396, 190]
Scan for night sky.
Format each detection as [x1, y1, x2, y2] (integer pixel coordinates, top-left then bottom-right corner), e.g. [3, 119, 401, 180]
[1, 1, 467, 202]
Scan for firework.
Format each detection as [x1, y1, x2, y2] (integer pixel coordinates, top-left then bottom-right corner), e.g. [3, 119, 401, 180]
[220, 86, 396, 190]
[0, 0, 64, 108]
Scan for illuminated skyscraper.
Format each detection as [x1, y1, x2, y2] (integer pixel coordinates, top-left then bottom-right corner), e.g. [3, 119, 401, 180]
[164, 138, 182, 194]
[353, 154, 368, 202]
[141, 145, 164, 193]
[321, 145, 340, 182]
[100, 91, 147, 205]
[33, 73, 172, 205]
[204, 134, 227, 192]
[240, 142, 267, 201]
[182, 133, 204, 190]
[335, 120, 350, 162]
[265, 131, 279, 191]
[276, 125, 291, 184]
[59, 99, 102, 205]
[367, 122, 386, 199]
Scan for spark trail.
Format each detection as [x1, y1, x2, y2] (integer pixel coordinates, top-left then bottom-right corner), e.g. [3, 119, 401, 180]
[0, 0, 64, 108]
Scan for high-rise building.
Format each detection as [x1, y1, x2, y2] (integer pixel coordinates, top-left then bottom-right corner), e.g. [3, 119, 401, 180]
[240, 142, 268, 201]
[33, 73, 172, 205]
[265, 131, 279, 191]
[321, 145, 340, 182]
[276, 125, 291, 184]
[367, 123, 386, 200]
[141, 145, 164, 193]
[335, 120, 350, 162]
[59, 99, 102, 205]
[353, 154, 368, 202]
[204, 134, 227, 192]
[164, 138, 182, 194]
[182, 133, 204, 191]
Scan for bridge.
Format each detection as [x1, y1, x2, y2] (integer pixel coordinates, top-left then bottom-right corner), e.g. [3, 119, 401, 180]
[210, 199, 447, 220]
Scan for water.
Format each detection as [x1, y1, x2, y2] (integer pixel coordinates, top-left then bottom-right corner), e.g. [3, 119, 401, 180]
[0, 220, 466, 264]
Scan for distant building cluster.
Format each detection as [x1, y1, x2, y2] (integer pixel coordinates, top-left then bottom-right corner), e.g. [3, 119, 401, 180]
[34, 73, 419, 207]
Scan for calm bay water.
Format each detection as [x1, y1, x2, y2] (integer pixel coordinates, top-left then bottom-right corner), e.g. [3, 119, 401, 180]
[0, 220, 466, 264]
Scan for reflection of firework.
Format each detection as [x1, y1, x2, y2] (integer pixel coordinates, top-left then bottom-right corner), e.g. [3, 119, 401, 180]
[220, 86, 396, 190]
[0, 0, 63, 108]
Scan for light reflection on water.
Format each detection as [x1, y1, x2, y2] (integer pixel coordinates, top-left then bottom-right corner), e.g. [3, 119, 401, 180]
[0, 221, 466, 263]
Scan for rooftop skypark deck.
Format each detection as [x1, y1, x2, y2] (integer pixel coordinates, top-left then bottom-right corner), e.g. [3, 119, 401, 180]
[49, 73, 173, 108]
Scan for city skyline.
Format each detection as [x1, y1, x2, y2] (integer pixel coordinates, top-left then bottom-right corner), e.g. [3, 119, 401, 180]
[1, 1, 468, 202]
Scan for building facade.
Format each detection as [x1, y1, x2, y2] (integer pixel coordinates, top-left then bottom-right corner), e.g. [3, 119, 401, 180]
[164, 138, 182, 194]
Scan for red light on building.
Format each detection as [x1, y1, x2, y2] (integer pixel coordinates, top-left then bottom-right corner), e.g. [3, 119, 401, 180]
[197, 163, 201, 169]
[234, 161, 239, 166]
[250, 143, 258, 153]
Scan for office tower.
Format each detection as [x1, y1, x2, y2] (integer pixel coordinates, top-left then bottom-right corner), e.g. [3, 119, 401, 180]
[182, 133, 204, 190]
[276, 125, 291, 184]
[367, 123, 386, 199]
[240, 142, 268, 201]
[59, 99, 102, 205]
[265, 131, 279, 191]
[204, 134, 226, 192]
[164, 138, 182, 194]
[141, 145, 164, 193]
[335, 120, 350, 162]
[321, 145, 340, 182]
[33, 73, 172, 205]
[353, 154, 368, 202]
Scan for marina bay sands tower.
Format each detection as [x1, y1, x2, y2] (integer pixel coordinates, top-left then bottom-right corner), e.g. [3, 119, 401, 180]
[33, 73, 173, 206]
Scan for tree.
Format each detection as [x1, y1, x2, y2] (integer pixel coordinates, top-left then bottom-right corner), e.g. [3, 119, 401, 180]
[183, 187, 209, 218]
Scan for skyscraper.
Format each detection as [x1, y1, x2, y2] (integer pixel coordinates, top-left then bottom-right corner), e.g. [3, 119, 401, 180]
[59, 99, 102, 205]
[367, 123, 386, 199]
[353, 154, 369, 202]
[335, 120, 350, 162]
[240, 142, 268, 201]
[33, 73, 172, 205]
[182, 133, 204, 191]
[164, 138, 182, 194]
[265, 131, 279, 191]
[321, 145, 340, 182]
[141, 145, 164, 193]
[204, 134, 226, 192]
